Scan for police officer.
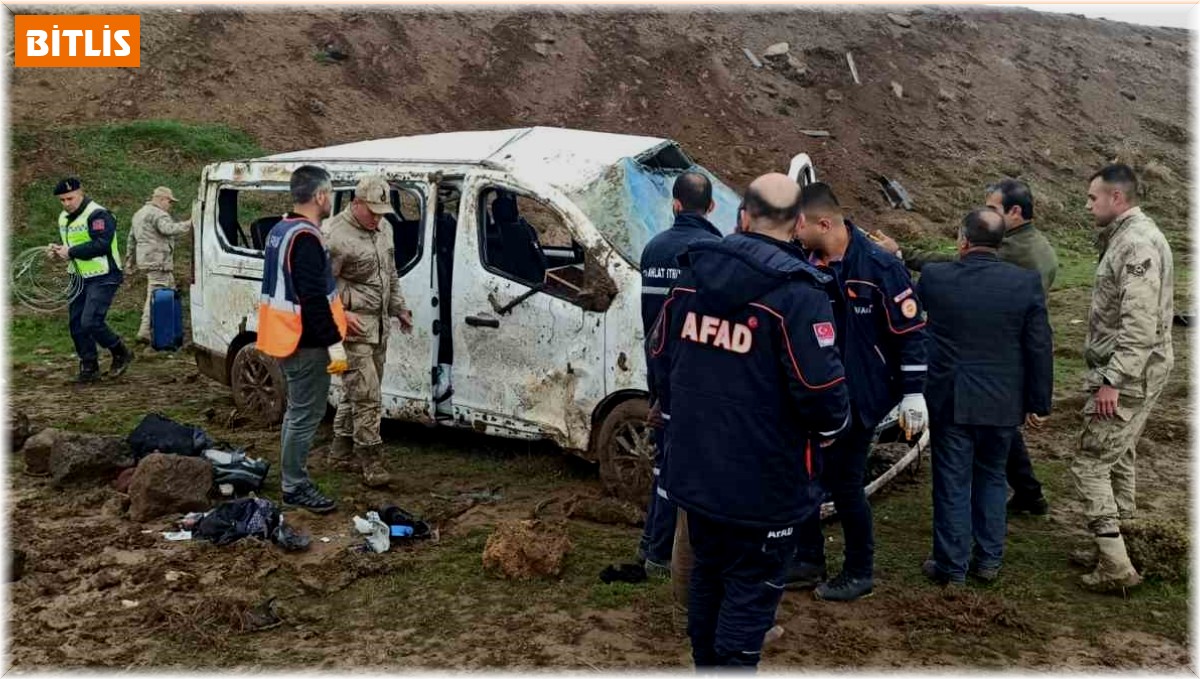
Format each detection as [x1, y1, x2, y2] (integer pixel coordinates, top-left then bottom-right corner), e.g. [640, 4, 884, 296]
[47, 177, 134, 383]
[127, 186, 192, 346]
[322, 175, 413, 488]
[1071, 164, 1173, 591]
[650, 173, 849, 668]
[257, 165, 348, 514]
[874, 178, 1058, 514]
[788, 182, 928, 602]
[637, 171, 722, 581]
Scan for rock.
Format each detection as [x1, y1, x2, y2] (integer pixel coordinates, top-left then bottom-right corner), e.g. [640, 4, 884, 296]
[21, 427, 60, 477]
[887, 12, 913, 28]
[8, 410, 31, 452]
[49, 433, 134, 487]
[100, 494, 129, 519]
[938, 87, 957, 102]
[121, 100, 133, 107]
[112, 467, 137, 494]
[536, 33, 556, 44]
[309, 99, 327, 116]
[1120, 90, 1137, 101]
[825, 89, 843, 103]
[786, 54, 807, 74]
[568, 496, 645, 527]
[630, 55, 651, 68]
[482, 519, 571, 580]
[762, 42, 790, 59]
[531, 43, 549, 57]
[127, 453, 212, 523]
[1143, 160, 1175, 182]
[891, 81, 904, 99]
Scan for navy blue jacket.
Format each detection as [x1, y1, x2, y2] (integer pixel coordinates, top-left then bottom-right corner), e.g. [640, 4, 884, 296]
[801, 222, 927, 429]
[640, 212, 723, 334]
[916, 251, 1054, 426]
[65, 198, 122, 285]
[648, 233, 851, 529]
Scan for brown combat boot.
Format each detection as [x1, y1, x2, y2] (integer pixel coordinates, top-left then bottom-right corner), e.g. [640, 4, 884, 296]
[326, 436, 356, 471]
[354, 443, 392, 488]
[1080, 535, 1142, 592]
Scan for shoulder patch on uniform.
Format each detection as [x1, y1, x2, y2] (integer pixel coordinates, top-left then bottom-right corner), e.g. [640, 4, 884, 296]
[893, 287, 914, 304]
[813, 321, 836, 348]
[1125, 258, 1152, 277]
[91, 218, 106, 232]
[900, 298, 918, 319]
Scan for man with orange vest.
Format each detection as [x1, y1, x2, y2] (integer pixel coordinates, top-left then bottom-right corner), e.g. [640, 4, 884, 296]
[257, 165, 348, 514]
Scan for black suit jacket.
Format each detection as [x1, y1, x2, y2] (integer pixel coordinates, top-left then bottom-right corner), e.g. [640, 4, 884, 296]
[916, 251, 1053, 427]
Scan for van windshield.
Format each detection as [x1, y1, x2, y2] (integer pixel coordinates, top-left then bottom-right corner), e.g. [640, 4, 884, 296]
[569, 149, 740, 266]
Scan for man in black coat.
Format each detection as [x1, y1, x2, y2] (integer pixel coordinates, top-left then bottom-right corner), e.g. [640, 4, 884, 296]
[916, 209, 1053, 585]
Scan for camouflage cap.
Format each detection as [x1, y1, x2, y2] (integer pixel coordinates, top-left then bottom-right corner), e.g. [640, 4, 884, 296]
[355, 175, 394, 215]
[152, 186, 178, 202]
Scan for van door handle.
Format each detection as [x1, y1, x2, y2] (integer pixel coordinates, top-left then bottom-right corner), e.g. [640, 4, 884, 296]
[465, 314, 500, 328]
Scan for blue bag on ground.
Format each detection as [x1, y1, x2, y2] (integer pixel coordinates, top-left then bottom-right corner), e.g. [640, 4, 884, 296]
[150, 287, 184, 351]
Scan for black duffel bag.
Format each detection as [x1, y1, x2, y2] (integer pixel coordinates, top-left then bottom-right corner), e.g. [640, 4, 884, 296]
[126, 413, 215, 461]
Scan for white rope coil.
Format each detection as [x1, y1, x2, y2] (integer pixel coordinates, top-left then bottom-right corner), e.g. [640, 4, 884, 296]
[12, 246, 83, 313]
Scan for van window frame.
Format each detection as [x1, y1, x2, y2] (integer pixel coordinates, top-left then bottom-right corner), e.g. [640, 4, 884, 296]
[332, 182, 428, 278]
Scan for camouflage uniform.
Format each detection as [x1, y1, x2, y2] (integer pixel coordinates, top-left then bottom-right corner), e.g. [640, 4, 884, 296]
[1071, 207, 1174, 536]
[127, 202, 190, 342]
[323, 207, 408, 448]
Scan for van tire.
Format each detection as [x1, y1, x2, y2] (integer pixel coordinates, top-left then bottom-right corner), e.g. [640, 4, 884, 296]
[230, 344, 287, 426]
[594, 398, 656, 508]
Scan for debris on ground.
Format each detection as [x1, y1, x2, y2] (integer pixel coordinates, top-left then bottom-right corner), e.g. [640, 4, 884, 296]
[887, 12, 913, 28]
[482, 519, 572, 580]
[742, 47, 763, 68]
[801, 130, 831, 138]
[876, 175, 915, 210]
[567, 496, 646, 527]
[891, 81, 904, 99]
[762, 42, 789, 59]
[1123, 518, 1189, 582]
[599, 562, 648, 584]
[50, 433, 135, 488]
[379, 505, 433, 540]
[846, 51, 861, 85]
[353, 512, 391, 553]
[127, 412, 215, 461]
[191, 497, 310, 551]
[128, 452, 213, 522]
[204, 448, 270, 495]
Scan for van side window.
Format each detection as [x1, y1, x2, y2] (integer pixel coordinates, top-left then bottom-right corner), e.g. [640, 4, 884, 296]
[334, 184, 426, 277]
[478, 187, 614, 312]
[216, 187, 293, 254]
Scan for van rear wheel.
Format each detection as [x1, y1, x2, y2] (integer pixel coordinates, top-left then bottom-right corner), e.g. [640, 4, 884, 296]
[230, 344, 287, 426]
[595, 398, 656, 507]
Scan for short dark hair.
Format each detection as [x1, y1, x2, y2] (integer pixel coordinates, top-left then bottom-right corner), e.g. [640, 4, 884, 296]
[672, 172, 712, 213]
[985, 178, 1033, 220]
[290, 165, 332, 204]
[1090, 163, 1139, 201]
[743, 185, 802, 224]
[798, 182, 842, 218]
[961, 208, 1005, 248]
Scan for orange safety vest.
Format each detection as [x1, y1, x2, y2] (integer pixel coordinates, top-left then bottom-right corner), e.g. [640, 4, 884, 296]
[256, 217, 347, 358]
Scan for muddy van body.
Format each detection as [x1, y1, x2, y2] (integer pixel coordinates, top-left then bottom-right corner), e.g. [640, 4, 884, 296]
[189, 127, 751, 503]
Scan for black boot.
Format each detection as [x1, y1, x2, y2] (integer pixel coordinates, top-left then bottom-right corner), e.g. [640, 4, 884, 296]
[109, 341, 134, 377]
[75, 360, 100, 384]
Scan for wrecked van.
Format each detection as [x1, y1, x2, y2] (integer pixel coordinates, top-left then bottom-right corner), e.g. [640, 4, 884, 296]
[190, 127, 924, 507]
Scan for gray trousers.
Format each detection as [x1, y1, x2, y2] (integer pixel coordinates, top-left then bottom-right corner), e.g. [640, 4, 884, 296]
[280, 347, 331, 492]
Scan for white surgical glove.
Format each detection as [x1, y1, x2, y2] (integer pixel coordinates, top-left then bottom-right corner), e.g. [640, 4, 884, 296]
[327, 342, 348, 375]
[899, 393, 928, 440]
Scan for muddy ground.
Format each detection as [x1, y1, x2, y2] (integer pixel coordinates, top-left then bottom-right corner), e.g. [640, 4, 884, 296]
[6, 6, 1193, 671]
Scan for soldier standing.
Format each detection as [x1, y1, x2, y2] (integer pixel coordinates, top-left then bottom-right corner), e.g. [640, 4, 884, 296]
[127, 187, 192, 345]
[323, 175, 413, 488]
[1071, 164, 1174, 591]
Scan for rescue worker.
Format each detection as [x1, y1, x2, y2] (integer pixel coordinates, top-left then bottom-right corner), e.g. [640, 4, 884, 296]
[788, 182, 928, 602]
[126, 186, 192, 346]
[256, 165, 348, 514]
[650, 173, 850, 668]
[1071, 164, 1173, 591]
[874, 178, 1058, 514]
[322, 175, 413, 488]
[636, 171, 722, 581]
[916, 208, 1053, 585]
[47, 177, 134, 383]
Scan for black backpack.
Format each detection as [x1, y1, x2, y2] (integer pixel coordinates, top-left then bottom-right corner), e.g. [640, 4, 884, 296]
[126, 413, 214, 461]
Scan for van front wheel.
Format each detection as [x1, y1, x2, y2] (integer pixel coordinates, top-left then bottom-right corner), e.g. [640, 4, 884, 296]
[595, 398, 657, 508]
[230, 344, 287, 426]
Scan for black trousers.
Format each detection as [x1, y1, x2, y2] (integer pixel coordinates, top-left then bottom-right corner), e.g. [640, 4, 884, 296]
[1007, 430, 1044, 501]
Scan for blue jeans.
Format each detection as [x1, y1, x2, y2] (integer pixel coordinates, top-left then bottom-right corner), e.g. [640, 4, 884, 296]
[68, 278, 122, 363]
[930, 422, 1016, 581]
[795, 420, 875, 579]
[638, 428, 675, 566]
[687, 512, 796, 669]
[280, 347, 332, 493]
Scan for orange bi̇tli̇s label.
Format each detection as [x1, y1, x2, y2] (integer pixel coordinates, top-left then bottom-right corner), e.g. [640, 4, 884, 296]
[14, 15, 140, 68]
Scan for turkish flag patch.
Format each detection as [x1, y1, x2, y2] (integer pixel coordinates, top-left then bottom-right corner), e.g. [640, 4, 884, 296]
[90, 218, 106, 232]
[813, 321, 836, 348]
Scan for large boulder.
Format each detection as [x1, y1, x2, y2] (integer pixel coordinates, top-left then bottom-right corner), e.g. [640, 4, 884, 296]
[482, 519, 571, 580]
[128, 453, 213, 522]
[49, 433, 134, 487]
[20, 427, 61, 476]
